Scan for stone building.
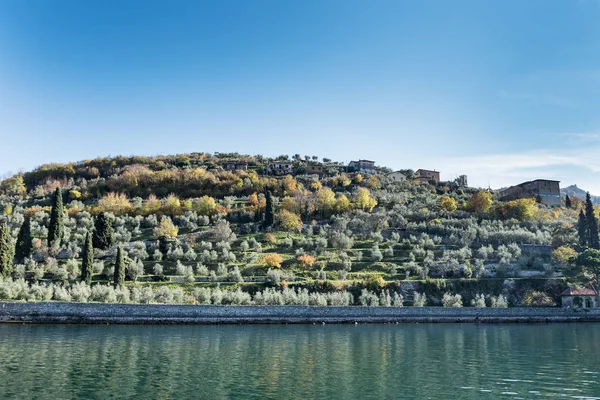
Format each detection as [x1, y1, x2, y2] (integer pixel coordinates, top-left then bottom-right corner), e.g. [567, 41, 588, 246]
[560, 288, 598, 308]
[348, 160, 375, 174]
[499, 179, 561, 206]
[414, 169, 440, 184]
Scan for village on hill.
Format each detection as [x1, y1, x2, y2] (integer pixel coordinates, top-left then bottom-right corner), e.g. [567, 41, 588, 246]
[0, 152, 596, 308]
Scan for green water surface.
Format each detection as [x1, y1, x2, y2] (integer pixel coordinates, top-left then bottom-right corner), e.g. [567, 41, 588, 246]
[1, 323, 599, 399]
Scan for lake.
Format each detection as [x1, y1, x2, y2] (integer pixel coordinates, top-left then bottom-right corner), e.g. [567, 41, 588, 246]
[1, 323, 599, 399]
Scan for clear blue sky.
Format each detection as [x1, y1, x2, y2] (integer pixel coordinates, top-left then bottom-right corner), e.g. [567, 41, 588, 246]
[1, 0, 600, 191]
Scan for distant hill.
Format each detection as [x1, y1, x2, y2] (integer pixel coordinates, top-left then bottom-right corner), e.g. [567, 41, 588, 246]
[561, 184, 600, 205]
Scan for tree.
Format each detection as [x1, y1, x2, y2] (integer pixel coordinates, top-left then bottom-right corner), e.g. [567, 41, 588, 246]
[297, 254, 316, 269]
[579, 209, 587, 248]
[15, 216, 32, 262]
[586, 192, 599, 249]
[153, 217, 179, 239]
[263, 253, 284, 268]
[0, 222, 14, 278]
[552, 246, 576, 265]
[113, 246, 126, 287]
[47, 187, 64, 249]
[93, 212, 115, 250]
[81, 232, 94, 285]
[565, 194, 572, 208]
[570, 249, 600, 287]
[354, 188, 377, 212]
[275, 210, 303, 233]
[264, 190, 274, 227]
[440, 196, 457, 212]
[467, 191, 492, 213]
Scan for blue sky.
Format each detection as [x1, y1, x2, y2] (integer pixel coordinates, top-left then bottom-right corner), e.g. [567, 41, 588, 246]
[1, 0, 600, 191]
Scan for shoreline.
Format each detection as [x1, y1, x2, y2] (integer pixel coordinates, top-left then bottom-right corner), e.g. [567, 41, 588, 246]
[2, 302, 600, 324]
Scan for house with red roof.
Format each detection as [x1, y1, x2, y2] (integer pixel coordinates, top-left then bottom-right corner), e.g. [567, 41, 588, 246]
[560, 287, 598, 308]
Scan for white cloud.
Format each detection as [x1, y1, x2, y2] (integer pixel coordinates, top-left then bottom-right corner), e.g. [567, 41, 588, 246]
[441, 146, 600, 192]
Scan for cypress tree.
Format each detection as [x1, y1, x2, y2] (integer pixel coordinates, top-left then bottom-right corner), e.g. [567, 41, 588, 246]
[81, 232, 94, 285]
[92, 212, 114, 250]
[264, 190, 274, 227]
[579, 209, 588, 248]
[47, 187, 64, 249]
[0, 222, 14, 278]
[565, 194, 572, 209]
[15, 216, 32, 262]
[113, 246, 125, 288]
[586, 192, 600, 249]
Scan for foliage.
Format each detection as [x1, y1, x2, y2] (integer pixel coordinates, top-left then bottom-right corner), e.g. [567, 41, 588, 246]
[275, 210, 303, 233]
[440, 196, 457, 212]
[263, 253, 284, 268]
[15, 217, 32, 262]
[113, 246, 126, 288]
[552, 246, 576, 265]
[495, 198, 537, 221]
[467, 191, 492, 213]
[81, 232, 94, 285]
[442, 293, 463, 307]
[521, 290, 555, 307]
[48, 187, 64, 249]
[297, 254, 316, 269]
[354, 188, 377, 212]
[92, 212, 115, 250]
[153, 217, 179, 239]
[0, 222, 14, 278]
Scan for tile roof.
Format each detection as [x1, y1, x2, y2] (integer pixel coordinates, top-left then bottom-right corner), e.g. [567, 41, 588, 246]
[560, 288, 598, 296]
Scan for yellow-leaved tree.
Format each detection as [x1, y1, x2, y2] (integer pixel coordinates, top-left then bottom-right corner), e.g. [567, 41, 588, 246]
[263, 253, 284, 268]
[276, 209, 303, 233]
[153, 217, 178, 239]
[354, 188, 377, 212]
[467, 191, 493, 213]
[440, 196, 457, 212]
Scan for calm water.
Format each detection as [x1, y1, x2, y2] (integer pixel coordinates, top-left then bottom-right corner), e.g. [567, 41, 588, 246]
[1, 323, 600, 399]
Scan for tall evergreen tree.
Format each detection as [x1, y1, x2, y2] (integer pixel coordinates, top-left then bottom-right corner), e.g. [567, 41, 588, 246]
[113, 245, 125, 288]
[47, 187, 64, 249]
[15, 216, 32, 262]
[579, 209, 588, 248]
[0, 222, 14, 278]
[586, 192, 600, 249]
[264, 190, 274, 227]
[81, 232, 94, 285]
[92, 212, 114, 250]
[565, 194, 572, 209]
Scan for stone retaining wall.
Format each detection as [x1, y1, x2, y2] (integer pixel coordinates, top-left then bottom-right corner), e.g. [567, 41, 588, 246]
[2, 302, 600, 324]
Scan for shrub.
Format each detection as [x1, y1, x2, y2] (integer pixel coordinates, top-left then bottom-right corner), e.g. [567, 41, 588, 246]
[297, 254, 316, 269]
[264, 233, 277, 244]
[266, 268, 282, 286]
[413, 292, 427, 307]
[471, 293, 486, 307]
[262, 253, 284, 268]
[521, 290, 555, 307]
[365, 274, 385, 291]
[490, 295, 508, 308]
[442, 293, 463, 307]
[228, 266, 244, 283]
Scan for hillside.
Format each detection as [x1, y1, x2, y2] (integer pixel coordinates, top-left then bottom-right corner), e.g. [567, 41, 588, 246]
[0, 152, 584, 307]
[561, 184, 600, 205]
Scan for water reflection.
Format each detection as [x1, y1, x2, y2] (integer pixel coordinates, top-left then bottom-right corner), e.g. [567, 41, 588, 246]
[0, 323, 599, 399]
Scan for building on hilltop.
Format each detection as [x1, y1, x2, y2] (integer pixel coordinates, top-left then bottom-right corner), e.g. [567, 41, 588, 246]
[455, 174, 468, 187]
[224, 161, 248, 171]
[348, 160, 375, 174]
[414, 169, 440, 184]
[561, 287, 598, 308]
[387, 171, 407, 182]
[267, 161, 293, 175]
[306, 163, 325, 175]
[499, 179, 561, 206]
